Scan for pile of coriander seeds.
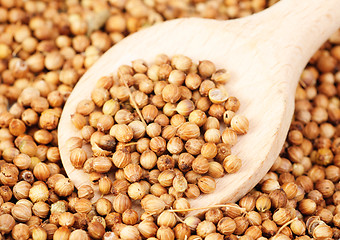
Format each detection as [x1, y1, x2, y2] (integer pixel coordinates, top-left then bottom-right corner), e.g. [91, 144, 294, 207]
[0, 0, 340, 239]
[68, 54, 249, 209]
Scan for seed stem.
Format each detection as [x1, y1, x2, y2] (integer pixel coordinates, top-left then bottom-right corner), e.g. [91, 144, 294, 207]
[12, 45, 22, 57]
[122, 79, 147, 127]
[168, 204, 246, 213]
[170, 208, 186, 223]
[122, 142, 138, 146]
[276, 217, 298, 235]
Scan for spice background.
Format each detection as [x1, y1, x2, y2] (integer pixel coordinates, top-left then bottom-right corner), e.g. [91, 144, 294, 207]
[0, 0, 340, 240]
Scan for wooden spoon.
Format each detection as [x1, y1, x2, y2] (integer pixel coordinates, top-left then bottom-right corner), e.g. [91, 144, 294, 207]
[58, 0, 340, 215]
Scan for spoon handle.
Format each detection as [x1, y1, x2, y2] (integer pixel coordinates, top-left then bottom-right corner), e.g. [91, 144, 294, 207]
[245, 0, 340, 90]
[268, 0, 340, 62]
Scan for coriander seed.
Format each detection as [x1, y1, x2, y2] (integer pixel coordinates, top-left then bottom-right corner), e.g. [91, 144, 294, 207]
[197, 176, 216, 194]
[114, 124, 134, 143]
[223, 155, 242, 173]
[192, 155, 210, 174]
[201, 143, 217, 159]
[196, 221, 216, 238]
[141, 195, 165, 215]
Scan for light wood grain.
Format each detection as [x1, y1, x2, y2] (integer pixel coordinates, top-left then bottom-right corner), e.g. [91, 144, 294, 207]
[58, 0, 340, 215]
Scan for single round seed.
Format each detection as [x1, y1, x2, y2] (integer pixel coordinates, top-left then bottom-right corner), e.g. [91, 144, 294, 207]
[208, 88, 228, 104]
[223, 155, 242, 173]
[198, 176, 216, 193]
[231, 115, 249, 134]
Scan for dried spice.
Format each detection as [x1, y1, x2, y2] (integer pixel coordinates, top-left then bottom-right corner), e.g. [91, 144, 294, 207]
[0, 0, 339, 239]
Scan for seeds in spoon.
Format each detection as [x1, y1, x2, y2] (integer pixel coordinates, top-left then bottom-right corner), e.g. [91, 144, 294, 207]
[67, 55, 248, 214]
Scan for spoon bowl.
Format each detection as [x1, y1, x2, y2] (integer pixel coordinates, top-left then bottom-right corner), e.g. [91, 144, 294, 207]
[58, 0, 340, 215]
